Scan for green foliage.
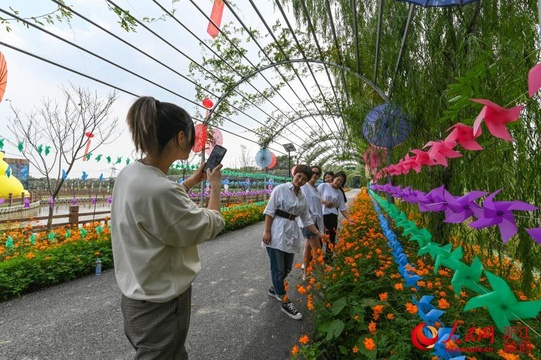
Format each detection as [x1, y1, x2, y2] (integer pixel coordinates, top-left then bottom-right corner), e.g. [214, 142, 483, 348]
[0, 234, 112, 301]
[0, 201, 268, 302]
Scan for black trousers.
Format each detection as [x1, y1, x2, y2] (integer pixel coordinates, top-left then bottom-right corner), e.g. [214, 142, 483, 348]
[323, 213, 339, 249]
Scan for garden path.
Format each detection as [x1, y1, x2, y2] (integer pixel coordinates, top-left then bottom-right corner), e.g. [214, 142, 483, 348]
[0, 188, 359, 360]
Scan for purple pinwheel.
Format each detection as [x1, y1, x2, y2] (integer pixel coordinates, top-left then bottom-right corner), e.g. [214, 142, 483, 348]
[444, 190, 487, 223]
[469, 189, 539, 243]
[24, 198, 30, 208]
[526, 227, 541, 245]
[418, 185, 450, 212]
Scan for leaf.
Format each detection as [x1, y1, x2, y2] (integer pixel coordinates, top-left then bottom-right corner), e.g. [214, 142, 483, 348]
[331, 297, 347, 315]
[325, 319, 345, 341]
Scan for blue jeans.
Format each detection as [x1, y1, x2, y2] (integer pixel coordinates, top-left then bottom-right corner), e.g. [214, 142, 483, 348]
[266, 247, 294, 297]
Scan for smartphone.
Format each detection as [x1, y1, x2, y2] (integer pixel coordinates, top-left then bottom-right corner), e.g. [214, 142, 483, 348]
[204, 145, 227, 172]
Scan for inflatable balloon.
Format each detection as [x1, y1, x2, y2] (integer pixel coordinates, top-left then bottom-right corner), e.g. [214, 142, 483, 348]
[0, 152, 30, 199]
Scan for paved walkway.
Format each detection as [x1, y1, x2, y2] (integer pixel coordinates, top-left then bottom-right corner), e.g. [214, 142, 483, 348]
[0, 189, 359, 360]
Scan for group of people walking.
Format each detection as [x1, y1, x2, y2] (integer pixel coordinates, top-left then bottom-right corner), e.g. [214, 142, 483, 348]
[109, 96, 353, 359]
[262, 166, 353, 320]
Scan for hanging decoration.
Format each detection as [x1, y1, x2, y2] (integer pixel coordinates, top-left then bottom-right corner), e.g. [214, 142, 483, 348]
[205, 128, 223, 155]
[471, 99, 523, 141]
[371, 183, 540, 245]
[396, 0, 478, 7]
[83, 132, 94, 161]
[193, 124, 208, 153]
[207, 0, 225, 39]
[267, 152, 277, 170]
[0, 52, 7, 104]
[362, 103, 412, 148]
[254, 148, 272, 168]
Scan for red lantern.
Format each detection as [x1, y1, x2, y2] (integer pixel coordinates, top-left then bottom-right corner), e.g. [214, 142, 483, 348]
[202, 98, 214, 108]
[193, 124, 208, 153]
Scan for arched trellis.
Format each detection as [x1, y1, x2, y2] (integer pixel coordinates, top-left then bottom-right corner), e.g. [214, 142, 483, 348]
[205, 58, 391, 129]
[259, 111, 344, 148]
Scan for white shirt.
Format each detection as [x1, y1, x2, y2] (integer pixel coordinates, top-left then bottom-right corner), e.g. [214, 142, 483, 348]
[298, 183, 324, 231]
[263, 182, 313, 253]
[111, 161, 225, 302]
[317, 183, 347, 216]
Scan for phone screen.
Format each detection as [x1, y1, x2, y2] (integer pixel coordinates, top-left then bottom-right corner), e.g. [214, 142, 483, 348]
[204, 145, 227, 172]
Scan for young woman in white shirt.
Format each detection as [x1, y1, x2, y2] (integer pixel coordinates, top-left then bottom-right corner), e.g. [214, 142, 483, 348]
[262, 164, 325, 320]
[299, 165, 324, 279]
[111, 97, 225, 360]
[317, 171, 353, 257]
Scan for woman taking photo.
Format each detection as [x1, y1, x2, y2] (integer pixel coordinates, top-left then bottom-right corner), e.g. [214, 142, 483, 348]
[111, 97, 225, 359]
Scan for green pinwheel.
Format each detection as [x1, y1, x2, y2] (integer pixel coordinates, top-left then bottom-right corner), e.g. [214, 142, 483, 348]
[450, 256, 488, 296]
[418, 242, 452, 264]
[464, 270, 541, 332]
[434, 245, 463, 273]
[410, 228, 432, 248]
[402, 221, 419, 237]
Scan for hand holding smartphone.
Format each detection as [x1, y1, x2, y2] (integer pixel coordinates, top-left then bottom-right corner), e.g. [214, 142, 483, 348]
[204, 145, 227, 172]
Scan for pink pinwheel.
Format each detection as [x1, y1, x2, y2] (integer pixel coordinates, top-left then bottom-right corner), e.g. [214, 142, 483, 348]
[526, 227, 541, 245]
[445, 123, 483, 151]
[469, 189, 538, 243]
[528, 63, 541, 97]
[470, 99, 524, 141]
[409, 149, 432, 167]
[423, 140, 462, 167]
[443, 190, 487, 223]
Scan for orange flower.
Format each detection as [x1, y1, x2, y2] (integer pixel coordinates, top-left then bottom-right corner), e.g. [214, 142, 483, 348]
[386, 313, 395, 320]
[299, 335, 309, 345]
[368, 321, 377, 334]
[352, 345, 359, 353]
[297, 285, 307, 295]
[438, 298, 450, 309]
[25, 252, 35, 259]
[291, 345, 299, 355]
[378, 292, 388, 301]
[363, 337, 376, 351]
[394, 283, 404, 291]
[295, 263, 302, 269]
[496, 350, 521, 360]
[406, 302, 418, 314]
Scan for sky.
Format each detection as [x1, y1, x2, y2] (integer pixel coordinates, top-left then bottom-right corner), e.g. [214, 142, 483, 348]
[0, 0, 319, 179]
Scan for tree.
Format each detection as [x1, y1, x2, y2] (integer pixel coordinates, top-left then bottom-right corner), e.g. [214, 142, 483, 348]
[6, 84, 119, 230]
[237, 145, 254, 171]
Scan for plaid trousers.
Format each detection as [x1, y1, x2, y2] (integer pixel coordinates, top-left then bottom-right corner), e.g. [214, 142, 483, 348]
[121, 286, 192, 360]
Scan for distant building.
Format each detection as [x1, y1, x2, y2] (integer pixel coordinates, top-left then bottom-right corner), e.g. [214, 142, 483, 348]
[4, 156, 30, 189]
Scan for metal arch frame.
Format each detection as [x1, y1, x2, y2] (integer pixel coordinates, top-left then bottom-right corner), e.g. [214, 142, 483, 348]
[205, 58, 391, 125]
[260, 111, 344, 148]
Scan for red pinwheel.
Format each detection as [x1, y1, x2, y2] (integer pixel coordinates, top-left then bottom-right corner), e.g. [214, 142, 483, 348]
[469, 189, 539, 243]
[193, 124, 208, 153]
[83, 132, 94, 161]
[444, 123, 483, 151]
[423, 140, 462, 167]
[443, 190, 487, 223]
[471, 99, 524, 141]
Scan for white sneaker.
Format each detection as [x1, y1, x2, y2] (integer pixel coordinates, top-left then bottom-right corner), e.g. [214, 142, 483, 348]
[268, 287, 282, 301]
